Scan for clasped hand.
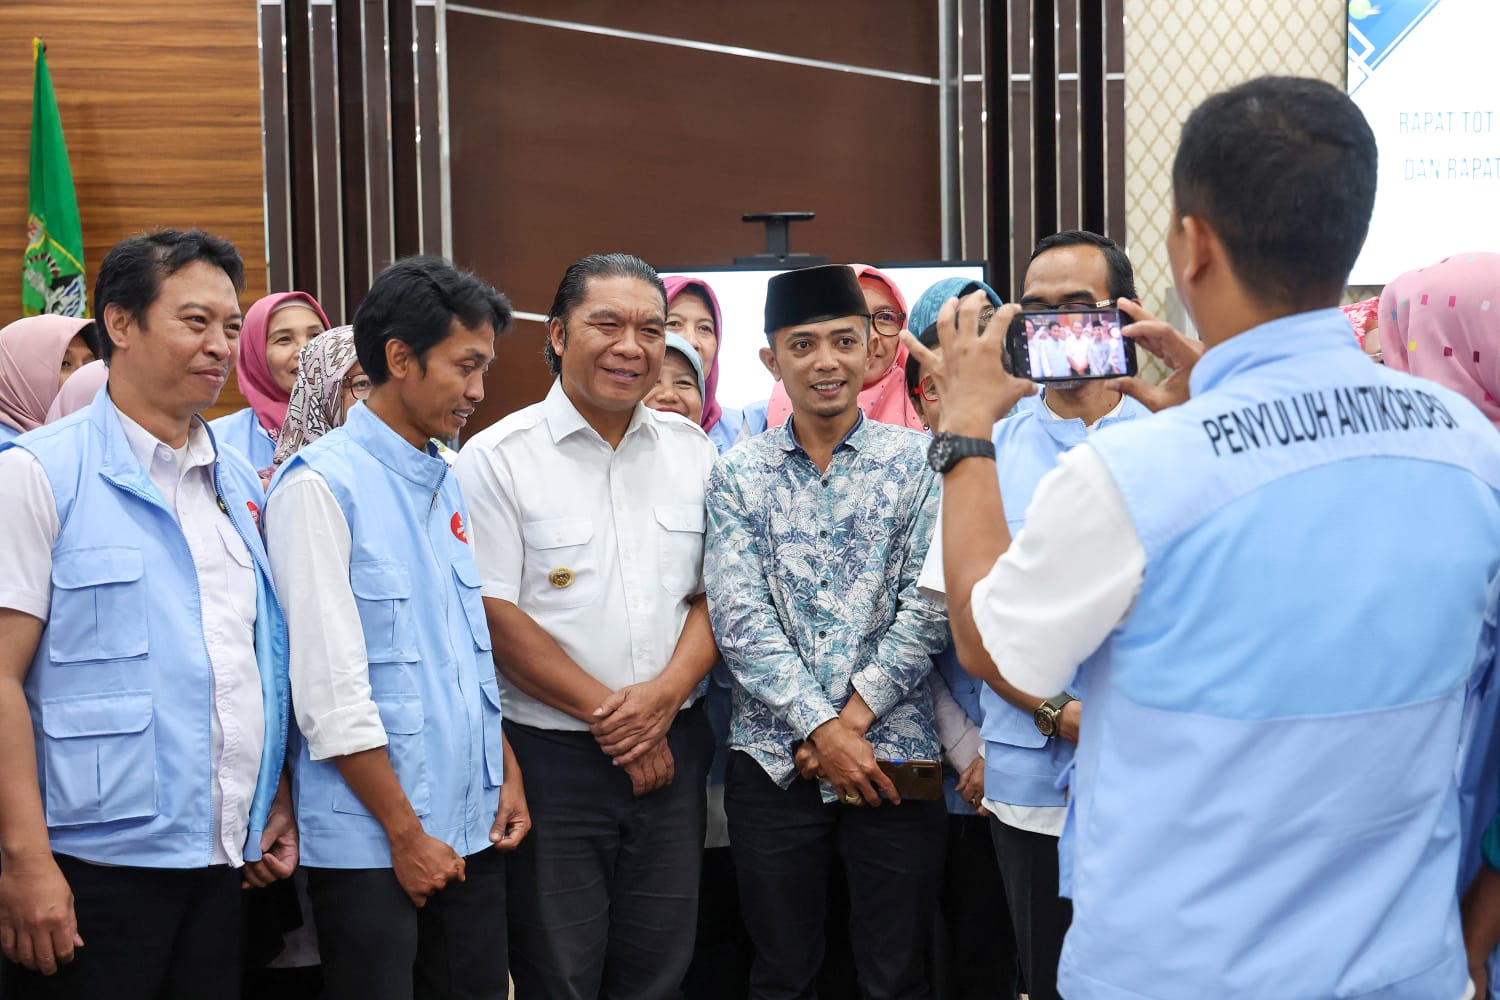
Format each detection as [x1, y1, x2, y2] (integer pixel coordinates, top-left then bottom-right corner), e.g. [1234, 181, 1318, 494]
[592, 679, 680, 796]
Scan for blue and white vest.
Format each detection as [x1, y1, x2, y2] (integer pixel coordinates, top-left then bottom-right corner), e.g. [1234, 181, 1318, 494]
[3, 393, 289, 868]
[980, 392, 1149, 809]
[269, 403, 503, 869]
[1056, 309, 1500, 1000]
[209, 406, 276, 470]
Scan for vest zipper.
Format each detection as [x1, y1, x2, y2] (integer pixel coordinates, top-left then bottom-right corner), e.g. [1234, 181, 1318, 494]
[426, 466, 478, 842]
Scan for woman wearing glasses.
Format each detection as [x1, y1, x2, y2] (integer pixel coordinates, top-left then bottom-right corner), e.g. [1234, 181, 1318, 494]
[764, 263, 927, 431]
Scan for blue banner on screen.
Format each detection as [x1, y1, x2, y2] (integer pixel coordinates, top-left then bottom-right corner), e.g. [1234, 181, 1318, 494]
[658, 263, 984, 412]
[1348, 0, 1500, 284]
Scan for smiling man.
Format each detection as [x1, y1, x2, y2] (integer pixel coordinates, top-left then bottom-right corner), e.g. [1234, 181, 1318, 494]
[456, 253, 719, 998]
[705, 264, 948, 999]
[0, 229, 294, 998]
[264, 255, 526, 1000]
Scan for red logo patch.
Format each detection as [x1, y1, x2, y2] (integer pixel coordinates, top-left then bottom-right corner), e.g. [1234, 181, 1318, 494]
[246, 501, 261, 527]
[451, 512, 467, 543]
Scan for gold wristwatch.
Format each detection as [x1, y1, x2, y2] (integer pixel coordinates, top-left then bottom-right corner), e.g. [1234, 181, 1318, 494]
[1033, 693, 1077, 738]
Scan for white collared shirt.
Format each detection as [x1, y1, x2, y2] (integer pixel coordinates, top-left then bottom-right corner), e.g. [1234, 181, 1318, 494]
[455, 380, 718, 731]
[0, 407, 264, 866]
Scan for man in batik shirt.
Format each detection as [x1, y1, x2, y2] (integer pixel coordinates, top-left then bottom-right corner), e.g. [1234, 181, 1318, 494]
[705, 264, 949, 1000]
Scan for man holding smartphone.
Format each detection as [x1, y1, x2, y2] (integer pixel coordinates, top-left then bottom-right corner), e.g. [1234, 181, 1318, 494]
[913, 76, 1500, 1000]
[918, 229, 1149, 1000]
[705, 264, 949, 1000]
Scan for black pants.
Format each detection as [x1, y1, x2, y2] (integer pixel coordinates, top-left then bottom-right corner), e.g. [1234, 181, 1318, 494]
[505, 704, 713, 1000]
[305, 845, 508, 1000]
[1, 854, 241, 1000]
[725, 751, 948, 1000]
[988, 818, 1072, 1000]
[933, 813, 1018, 1000]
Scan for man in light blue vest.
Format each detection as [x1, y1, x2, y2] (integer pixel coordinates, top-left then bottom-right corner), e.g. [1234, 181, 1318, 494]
[0, 229, 294, 997]
[918, 229, 1149, 1000]
[265, 256, 528, 1000]
[910, 75, 1500, 999]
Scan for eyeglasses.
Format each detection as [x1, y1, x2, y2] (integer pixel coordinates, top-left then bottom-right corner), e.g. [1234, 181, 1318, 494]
[343, 374, 373, 399]
[871, 308, 907, 337]
[911, 375, 939, 402]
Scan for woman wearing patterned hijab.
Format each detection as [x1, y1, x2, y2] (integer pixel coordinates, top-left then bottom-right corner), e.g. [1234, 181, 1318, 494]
[271, 325, 362, 467]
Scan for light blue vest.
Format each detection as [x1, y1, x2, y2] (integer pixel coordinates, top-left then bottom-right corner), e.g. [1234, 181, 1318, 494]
[980, 392, 1150, 809]
[1056, 309, 1500, 1000]
[707, 405, 742, 455]
[2, 393, 290, 868]
[0, 423, 20, 445]
[209, 406, 276, 469]
[269, 403, 503, 868]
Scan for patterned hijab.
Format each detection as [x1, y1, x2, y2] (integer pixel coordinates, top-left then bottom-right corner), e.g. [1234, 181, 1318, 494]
[1340, 297, 1380, 349]
[272, 325, 358, 466]
[238, 291, 331, 437]
[0, 314, 92, 433]
[1381, 252, 1500, 427]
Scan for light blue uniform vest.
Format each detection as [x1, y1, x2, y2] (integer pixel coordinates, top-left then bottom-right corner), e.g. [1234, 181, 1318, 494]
[707, 406, 742, 455]
[269, 404, 503, 869]
[209, 406, 276, 469]
[0, 423, 20, 445]
[1055, 309, 1500, 1000]
[2, 393, 290, 868]
[980, 392, 1149, 809]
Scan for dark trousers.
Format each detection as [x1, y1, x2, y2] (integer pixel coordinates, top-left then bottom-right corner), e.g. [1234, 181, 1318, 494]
[1, 854, 241, 1000]
[680, 846, 753, 1000]
[988, 818, 1072, 1000]
[505, 704, 712, 1000]
[306, 845, 508, 1000]
[725, 751, 948, 1000]
[933, 814, 1018, 1000]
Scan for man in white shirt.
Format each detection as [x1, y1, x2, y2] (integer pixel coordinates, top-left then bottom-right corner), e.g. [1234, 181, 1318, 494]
[456, 253, 719, 999]
[0, 230, 295, 998]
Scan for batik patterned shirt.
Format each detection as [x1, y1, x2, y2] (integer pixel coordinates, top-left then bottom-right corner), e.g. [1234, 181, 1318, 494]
[705, 413, 948, 800]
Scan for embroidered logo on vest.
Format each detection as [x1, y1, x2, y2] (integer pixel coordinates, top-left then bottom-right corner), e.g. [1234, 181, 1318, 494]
[451, 512, 467, 543]
[246, 500, 261, 527]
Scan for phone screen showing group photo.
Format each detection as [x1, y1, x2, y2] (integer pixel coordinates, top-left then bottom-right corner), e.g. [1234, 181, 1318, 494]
[1009, 308, 1135, 382]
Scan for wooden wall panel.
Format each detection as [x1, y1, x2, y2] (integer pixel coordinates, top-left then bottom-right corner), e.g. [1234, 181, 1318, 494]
[0, 1, 268, 418]
[446, 8, 943, 426]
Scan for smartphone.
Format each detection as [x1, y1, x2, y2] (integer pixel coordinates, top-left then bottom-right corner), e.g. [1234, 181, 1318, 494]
[1005, 306, 1137, 382]
[876, 758, 944, 801]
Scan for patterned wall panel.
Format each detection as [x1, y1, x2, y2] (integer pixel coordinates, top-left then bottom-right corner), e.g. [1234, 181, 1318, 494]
[1123, 0, 1345, 325]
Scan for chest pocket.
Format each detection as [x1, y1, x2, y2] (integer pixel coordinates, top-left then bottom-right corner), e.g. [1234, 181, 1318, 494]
[215, 520, 259, 631]
[48, 547, 148, 664]
[521, 517, 597, 611]
[655, 504, 705, 596]
[452, 560, 493, 653]
[350, 560, 418, 663]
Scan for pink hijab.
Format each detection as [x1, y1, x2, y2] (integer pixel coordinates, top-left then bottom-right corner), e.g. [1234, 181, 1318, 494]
[765, 263, 923, 431]
[0, 314, 92, 434]
[237, 291, 331, 437]
[661, 276, 725, 434]
[1381, 252, 1500, 426]
[45, 358, 108, 422]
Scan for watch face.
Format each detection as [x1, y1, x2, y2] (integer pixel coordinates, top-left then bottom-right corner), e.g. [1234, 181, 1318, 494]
[1034, 706, 1057, 737]
[927, 434, 953, 473]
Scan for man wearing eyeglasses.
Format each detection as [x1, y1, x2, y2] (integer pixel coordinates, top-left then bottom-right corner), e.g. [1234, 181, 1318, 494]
[916, 229, 1149, 1000]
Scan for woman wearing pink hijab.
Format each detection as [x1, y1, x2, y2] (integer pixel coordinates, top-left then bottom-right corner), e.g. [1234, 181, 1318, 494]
[45, 357, 109, 422]
[661, 275, 741, 454]
[209, 290, 330, 468]
[0, 314, 96, 444]
[764, 263, 924, 431]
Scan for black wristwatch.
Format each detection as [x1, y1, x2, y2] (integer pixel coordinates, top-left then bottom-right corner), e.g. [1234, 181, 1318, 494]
[1033, 693, 1077, 738]
[927, 432, 996, 474]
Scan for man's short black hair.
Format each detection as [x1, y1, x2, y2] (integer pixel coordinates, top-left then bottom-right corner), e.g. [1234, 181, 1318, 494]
[93, 228, 244, 362]
[353, 255, 513, 386]
[1172, 75, 1376, 310]
[1029, 230, 1138, 303]
[543, 254, 666, 376]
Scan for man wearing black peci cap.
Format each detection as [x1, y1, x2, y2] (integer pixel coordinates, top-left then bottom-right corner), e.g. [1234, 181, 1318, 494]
[704, 264, 949, 999]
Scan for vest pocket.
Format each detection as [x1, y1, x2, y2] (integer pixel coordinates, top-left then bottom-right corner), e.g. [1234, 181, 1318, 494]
[349, 560, 417, 663]
[452, 560, 493, 652]
[654, 504, 705, 595]
[478, 676, 505, 788]
[48, 547, 148, 664]
[40, 691, 157, 827]
[332, 696, 429, 817]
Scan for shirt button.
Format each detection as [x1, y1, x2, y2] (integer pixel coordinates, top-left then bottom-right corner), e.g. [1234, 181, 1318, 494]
[818, 630, 827, 639]
[821, 478, 829, 487]
[819, 530, 828, 538]
[820, 580, 828, 588]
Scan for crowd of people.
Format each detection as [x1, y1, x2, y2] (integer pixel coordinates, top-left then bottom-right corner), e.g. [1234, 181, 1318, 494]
[2, 73, 1500, 1000]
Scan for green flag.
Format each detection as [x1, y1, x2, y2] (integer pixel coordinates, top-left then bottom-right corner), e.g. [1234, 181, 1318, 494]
[23, 38, 86, 317]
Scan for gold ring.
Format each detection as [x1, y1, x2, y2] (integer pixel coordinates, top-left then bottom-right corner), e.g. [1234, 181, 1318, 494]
[843, 792, 861, 805]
